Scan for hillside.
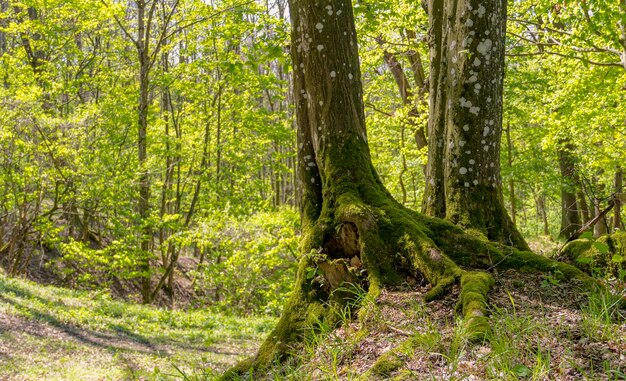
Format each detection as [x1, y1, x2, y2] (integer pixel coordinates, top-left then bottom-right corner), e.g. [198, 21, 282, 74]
[0, 273, 275, 380]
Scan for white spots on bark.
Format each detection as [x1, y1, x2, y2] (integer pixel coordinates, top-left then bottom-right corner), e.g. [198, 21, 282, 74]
[465, 18, 473, 27]
[469, 159, 476, 165]
[473, 57, 481, 66]
[473, 180, 479, 185]
[483, 126, 490, 136]
[463, 124, 469, 131]
[460, 167, 468, 175]
[315, 22, 323, 31]
[477, 39, 493, 56]
[317, 45, 324, 51]
[330, 71, 336, 78]
[468, 75, 477, 83]
[348, 73, 354, 80]
[483, 145, 490, 151]
[459, 140, 466, 147]
[477, 5, 486, 17]
[460, 97, 472, 108]
[470, 106, 480, 115]
[464, 182, 470, 187]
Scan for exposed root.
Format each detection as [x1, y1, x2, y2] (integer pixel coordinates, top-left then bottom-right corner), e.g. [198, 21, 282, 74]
[223, 199, 592, 379]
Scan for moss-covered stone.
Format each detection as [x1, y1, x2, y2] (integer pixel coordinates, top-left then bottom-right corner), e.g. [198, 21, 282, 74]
[559, 232, 626, 278]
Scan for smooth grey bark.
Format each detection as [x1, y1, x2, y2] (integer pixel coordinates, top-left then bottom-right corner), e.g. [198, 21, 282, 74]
[423, 0, 527, 250]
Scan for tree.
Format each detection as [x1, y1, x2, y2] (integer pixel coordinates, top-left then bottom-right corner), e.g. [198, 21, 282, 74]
[225, 0, 586, 377]
[507, 0, 626, 238]
[423, 0, 528, 250]
[557, 139, 583, 240]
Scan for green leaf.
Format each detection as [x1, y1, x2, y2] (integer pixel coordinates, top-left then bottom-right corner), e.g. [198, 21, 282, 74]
[580, 232, 594, 240]
[576, 256, 593, 264]
[593, 242, 610, 254]
[305, 267, 317, 280]
[513, 364, 532, 377]
[612, 255, 624, 263]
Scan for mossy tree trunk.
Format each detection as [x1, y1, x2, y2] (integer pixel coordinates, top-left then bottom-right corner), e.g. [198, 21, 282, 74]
[224, 0, 589, 377]
[422, 0, 528, 250]
[557, 139, 583, 241]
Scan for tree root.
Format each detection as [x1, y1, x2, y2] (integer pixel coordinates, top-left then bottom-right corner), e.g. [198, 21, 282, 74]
[222, 200, 591, 379]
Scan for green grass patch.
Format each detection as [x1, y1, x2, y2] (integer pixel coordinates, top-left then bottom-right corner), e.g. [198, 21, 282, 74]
[0, 274, 275, 380]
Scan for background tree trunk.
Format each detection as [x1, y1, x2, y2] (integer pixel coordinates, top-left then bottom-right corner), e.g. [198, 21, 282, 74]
[557, 139, 582, 240]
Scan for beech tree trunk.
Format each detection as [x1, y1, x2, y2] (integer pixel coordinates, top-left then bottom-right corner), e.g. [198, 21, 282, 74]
[423, 0, 527, 250]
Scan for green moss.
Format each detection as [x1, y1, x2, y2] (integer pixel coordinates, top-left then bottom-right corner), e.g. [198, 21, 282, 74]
[425, 275, 457, 302]
[365, 352, 404, 379]
[560, 232, 626, 277]
[363, 340, 413, 379]
[457, 271, 494, 341]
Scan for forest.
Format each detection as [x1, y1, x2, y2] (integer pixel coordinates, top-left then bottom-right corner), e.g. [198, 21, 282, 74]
[0, 0, 625, 380]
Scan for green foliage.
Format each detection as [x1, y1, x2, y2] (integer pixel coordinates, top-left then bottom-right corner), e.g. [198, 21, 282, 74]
[187, 208, 299, 315]
[0, 0, 296, 305]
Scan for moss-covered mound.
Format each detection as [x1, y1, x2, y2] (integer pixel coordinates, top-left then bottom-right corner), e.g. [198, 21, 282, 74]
[559, 232, 626, 278]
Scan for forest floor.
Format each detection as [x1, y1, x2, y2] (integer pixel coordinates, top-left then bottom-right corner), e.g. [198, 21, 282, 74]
[279, 269, 626, 380]
[0, 273, 275, 380]
[1, 238, 626, 380]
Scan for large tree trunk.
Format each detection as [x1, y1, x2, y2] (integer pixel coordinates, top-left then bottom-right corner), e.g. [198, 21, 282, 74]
[224, 1, 587, 377]
[422, 0, 527, 250]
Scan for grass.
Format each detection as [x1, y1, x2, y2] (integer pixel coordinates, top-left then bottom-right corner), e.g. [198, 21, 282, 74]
[1, 266, 625, 380]
[0, 274, 275, 380]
